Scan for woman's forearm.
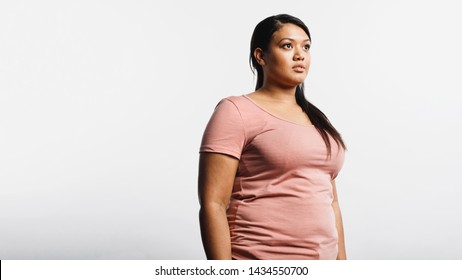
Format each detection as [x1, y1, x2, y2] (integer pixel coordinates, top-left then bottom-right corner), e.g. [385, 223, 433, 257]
[199, 203, 232, 260]
[332, 201, 347, 260]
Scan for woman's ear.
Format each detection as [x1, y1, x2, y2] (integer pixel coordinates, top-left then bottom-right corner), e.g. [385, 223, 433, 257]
[253, 48, 266, 66]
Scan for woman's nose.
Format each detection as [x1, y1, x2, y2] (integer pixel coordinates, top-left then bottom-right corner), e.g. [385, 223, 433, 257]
[294, 54, 304, 61]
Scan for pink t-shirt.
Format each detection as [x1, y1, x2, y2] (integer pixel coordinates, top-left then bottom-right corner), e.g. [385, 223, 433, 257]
[199, 95, 345, 260]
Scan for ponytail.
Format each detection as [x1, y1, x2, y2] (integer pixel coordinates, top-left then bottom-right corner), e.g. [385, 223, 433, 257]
[295, 84, 347, 160]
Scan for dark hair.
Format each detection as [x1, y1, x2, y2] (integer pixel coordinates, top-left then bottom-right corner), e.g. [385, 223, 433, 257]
[249, 14, 347, 160]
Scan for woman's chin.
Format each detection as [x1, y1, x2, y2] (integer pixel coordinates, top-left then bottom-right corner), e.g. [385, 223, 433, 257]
[288, 75, 307, 85]
[287, 79, 306, 87]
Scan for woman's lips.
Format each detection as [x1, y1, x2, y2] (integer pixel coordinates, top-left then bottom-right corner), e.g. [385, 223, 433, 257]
[293, 66, 305, 72]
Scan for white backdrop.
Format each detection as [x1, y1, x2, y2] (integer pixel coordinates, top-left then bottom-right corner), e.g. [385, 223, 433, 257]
[1, 0, 461, 259]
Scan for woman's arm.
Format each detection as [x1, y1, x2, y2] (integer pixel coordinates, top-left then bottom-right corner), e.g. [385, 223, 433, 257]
[198, 152, 239, 260]
[331, 179, 347, 260]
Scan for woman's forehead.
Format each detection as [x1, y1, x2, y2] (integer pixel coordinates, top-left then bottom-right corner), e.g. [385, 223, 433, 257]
[272, 23, 310, 42]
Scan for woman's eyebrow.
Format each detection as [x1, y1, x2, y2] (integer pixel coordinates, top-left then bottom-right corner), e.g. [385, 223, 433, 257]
[278, 38, 311, 44]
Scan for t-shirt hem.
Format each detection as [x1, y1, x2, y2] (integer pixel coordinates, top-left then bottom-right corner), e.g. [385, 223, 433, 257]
[199, 148, 241, 160]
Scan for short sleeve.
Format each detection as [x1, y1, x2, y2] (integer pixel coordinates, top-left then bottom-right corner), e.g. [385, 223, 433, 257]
[199, 98, 246, 160]
[330, 147, 345, 181]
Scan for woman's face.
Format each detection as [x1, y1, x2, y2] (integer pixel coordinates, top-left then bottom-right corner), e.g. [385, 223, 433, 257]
[259, 23, 311, 88]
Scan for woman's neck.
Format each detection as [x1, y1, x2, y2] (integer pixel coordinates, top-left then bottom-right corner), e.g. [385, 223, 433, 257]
[256, 83, 299, 105]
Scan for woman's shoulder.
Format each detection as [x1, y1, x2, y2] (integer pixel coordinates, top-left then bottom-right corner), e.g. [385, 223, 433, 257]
[221, 93, 250, 102]
[219, 92, 254, 108]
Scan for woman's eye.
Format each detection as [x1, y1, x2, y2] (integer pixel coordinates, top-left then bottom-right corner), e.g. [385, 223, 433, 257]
[283, 43, 292, 49]
[304, 45, 311, 50]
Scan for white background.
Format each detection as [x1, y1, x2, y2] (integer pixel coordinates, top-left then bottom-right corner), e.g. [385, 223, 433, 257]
[1, 0, 461, 259]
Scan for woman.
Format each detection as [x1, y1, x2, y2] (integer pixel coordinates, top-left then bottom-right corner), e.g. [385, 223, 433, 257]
[198, 14, 347, 260]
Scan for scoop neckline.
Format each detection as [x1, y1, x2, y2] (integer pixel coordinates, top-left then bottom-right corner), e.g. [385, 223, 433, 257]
[242, 94, 316, 128]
